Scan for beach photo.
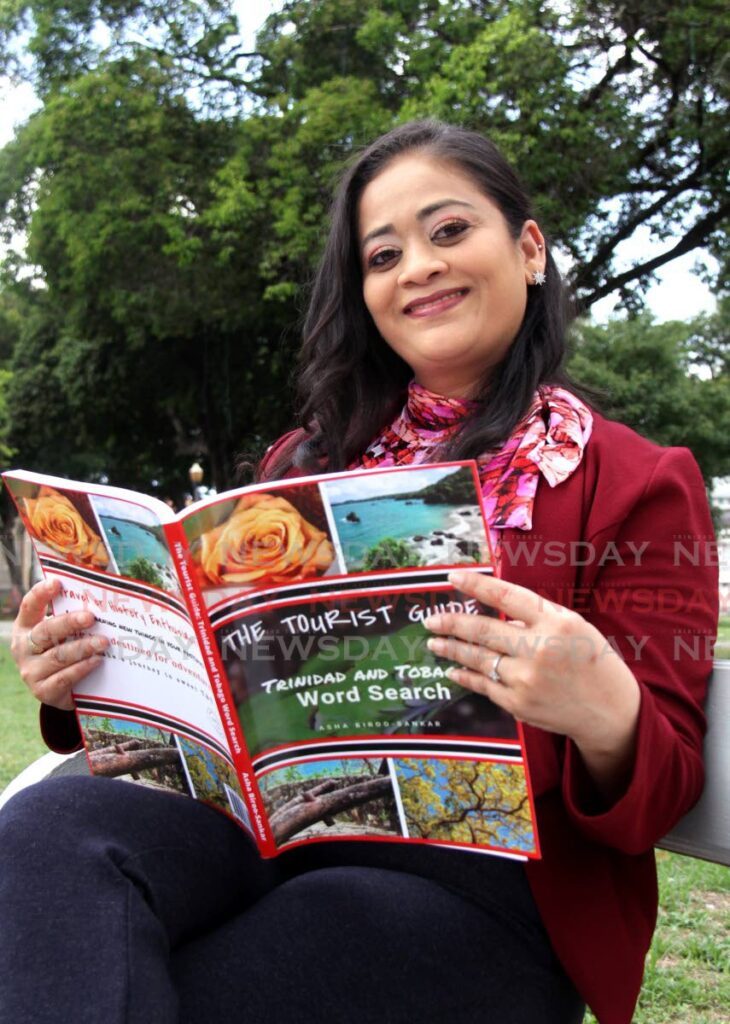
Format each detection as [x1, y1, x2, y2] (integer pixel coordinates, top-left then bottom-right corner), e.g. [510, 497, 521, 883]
[183, 481, 342, 607]
[321, 464, 490, 573]
[90, 494, 182, 597]
[257, 757, 401, 848]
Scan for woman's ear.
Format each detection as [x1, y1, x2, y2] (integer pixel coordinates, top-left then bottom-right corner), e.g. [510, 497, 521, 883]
[520, 220, 546, 284]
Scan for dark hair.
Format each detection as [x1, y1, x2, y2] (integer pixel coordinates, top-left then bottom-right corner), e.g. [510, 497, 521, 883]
[275, 119, 578, 476]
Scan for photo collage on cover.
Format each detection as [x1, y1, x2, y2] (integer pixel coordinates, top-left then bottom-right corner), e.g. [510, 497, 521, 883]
[202, 464, 511, 765]
[5, 479, 182, 600]
[184, 463, 534, 857]
[76, 711, 251, 833]
[182, 463, 492, 611]
[257, 754, 536, 856]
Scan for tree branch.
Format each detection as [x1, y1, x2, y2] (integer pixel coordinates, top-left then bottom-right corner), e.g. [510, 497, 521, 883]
[578, 201, 730, 310]
[578, 45, 634, 110]
[269, 776, 392, 844]
[573, 170, 705, 293]
[89, 746, 180, 777]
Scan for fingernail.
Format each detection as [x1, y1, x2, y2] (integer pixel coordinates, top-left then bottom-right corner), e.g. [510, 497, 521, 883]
[75, 611, 94, 627]
[445, 666, 461, 682]
[448, 571, 468, 587]
[424, 615, 442, 630]
[91, 636, 108, 653]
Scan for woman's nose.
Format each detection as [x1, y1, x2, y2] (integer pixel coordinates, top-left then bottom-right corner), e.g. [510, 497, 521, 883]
[397, 245, 448, 287]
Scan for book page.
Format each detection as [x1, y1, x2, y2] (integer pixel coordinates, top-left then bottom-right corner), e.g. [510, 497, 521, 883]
[179, 462, 539, 859]
[3, 473, 248, 827]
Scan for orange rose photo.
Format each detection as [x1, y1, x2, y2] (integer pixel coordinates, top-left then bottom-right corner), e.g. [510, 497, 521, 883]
[17, 484, 111, 570]
[183, 483, 340, 599]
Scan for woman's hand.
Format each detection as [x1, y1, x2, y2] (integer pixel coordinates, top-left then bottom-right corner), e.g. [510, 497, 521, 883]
[10, 578, 109, 710]
[425, 571, 642, 798]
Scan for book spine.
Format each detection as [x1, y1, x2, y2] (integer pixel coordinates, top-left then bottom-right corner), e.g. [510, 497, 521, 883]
[163, 521, 275, 855]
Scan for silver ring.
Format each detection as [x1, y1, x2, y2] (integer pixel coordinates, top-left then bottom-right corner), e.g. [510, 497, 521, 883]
[488, 653, 504, 682]
[27, 629, 45, 656]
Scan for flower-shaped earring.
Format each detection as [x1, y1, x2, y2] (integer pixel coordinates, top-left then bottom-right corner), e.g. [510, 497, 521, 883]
[532, 270, 546, 286]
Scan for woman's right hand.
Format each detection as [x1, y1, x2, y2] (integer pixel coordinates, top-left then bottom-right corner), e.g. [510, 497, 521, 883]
[10, 578, 109, 710]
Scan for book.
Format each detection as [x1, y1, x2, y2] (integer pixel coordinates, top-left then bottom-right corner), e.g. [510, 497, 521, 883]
[3, 461, 540, 860]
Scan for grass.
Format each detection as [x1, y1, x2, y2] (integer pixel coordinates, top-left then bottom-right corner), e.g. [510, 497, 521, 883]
[716, 614, 730, 660]
[585, 852, 729, 1024]
[1, 638, 728, 1019]
[0, 640, 47, 790]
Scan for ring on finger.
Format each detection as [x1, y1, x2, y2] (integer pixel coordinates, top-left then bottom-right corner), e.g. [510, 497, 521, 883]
[488, 653, 505, 683]
[27, 628, 45, 656]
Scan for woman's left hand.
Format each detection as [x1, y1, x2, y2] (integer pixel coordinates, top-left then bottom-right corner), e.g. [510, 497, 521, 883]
[425, 571, 642, 795]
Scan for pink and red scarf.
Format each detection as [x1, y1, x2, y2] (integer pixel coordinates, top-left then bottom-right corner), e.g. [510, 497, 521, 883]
[350, 380, 593, 549]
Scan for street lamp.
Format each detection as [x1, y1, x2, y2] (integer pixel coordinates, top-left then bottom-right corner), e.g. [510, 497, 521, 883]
[188, 461, 204, 503]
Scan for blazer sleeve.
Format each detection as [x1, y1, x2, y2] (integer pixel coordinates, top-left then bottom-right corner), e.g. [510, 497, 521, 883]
[560, 446, 719, 854]
[39, 703, 84, 753]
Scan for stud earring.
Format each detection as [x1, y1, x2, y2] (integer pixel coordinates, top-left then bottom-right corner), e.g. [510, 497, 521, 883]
[532, 270, 546, 286]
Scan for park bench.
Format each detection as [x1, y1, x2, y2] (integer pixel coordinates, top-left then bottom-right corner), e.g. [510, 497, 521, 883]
[1, 661, 729, 866]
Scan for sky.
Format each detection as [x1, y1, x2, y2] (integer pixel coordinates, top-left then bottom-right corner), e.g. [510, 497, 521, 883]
[324, 466, 461, 504]
[0, 0, 717, 325]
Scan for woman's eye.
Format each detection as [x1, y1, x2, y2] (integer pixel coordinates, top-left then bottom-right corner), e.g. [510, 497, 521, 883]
[367, 247, 400, 269]
[432, 220, 469, 242]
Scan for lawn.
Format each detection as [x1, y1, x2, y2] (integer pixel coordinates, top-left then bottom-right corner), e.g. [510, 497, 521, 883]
[716, 614, 730, 660]
[0, 640, 47, 790]
[0, 639, 727, 1020]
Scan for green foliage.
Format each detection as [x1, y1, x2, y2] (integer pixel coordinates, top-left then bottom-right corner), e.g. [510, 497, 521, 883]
[397, 757, 535, 850]
[124, 556, 164, 588]
[398, 467, 478, 505]
[0, 0, 726, 495]
[0, 641, 47, 789]
[568, 309, 730, 483]
[362, 536, 422, 570]
[179, 740, 241, 810]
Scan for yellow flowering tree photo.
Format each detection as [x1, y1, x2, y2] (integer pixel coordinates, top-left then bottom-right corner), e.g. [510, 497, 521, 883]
[395, 757, 536, 854]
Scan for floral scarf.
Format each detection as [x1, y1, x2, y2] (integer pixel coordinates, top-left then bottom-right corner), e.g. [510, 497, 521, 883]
[350, 380, 593, 554]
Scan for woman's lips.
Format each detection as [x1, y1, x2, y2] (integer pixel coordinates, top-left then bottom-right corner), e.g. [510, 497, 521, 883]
[403, 288, 468, 317]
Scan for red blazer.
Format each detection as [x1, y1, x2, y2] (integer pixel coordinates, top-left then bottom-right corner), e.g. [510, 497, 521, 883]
[503, 411, 717, 1023]
[259, 410, 718, 1023]
[41, 410, 718, 1023]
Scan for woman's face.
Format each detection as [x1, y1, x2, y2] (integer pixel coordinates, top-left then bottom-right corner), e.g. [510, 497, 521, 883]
[358, 154, 545, 397]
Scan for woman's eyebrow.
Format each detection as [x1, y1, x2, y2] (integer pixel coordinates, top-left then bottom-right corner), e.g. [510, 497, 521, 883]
[360, 199, 475, 250]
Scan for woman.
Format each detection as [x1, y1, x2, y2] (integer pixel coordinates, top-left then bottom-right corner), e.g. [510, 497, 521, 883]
[1, 121, 718, 1024]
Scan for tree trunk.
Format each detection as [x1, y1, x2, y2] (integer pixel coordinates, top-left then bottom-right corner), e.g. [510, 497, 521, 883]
[89, 747, 180, 777]
[269, 776, 392, 845]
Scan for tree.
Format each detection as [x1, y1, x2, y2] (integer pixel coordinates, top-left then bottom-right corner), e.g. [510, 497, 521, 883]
[268, 774, 393, 845]
[568, 308, 730, 482]
[0, 0, 726, 494]
[397, 757, 535, 851]
[251, 0, 729, 308]
[363, 537, 422, 570]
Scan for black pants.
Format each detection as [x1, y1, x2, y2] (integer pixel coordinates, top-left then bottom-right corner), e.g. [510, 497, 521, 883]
[0, 777, 585, 1023]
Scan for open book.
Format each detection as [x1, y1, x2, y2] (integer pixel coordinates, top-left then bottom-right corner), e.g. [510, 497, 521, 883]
[3, 461, 540, 860]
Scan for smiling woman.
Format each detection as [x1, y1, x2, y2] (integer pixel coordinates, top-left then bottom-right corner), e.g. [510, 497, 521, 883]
[358, 155, 544, 396]
[0, 121, 718, 1024]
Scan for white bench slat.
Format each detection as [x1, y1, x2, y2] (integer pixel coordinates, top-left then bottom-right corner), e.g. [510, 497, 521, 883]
[657, 659, 730, 866]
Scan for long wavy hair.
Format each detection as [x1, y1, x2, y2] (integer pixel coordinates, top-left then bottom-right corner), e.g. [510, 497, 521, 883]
[269, 119, 579, 476]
